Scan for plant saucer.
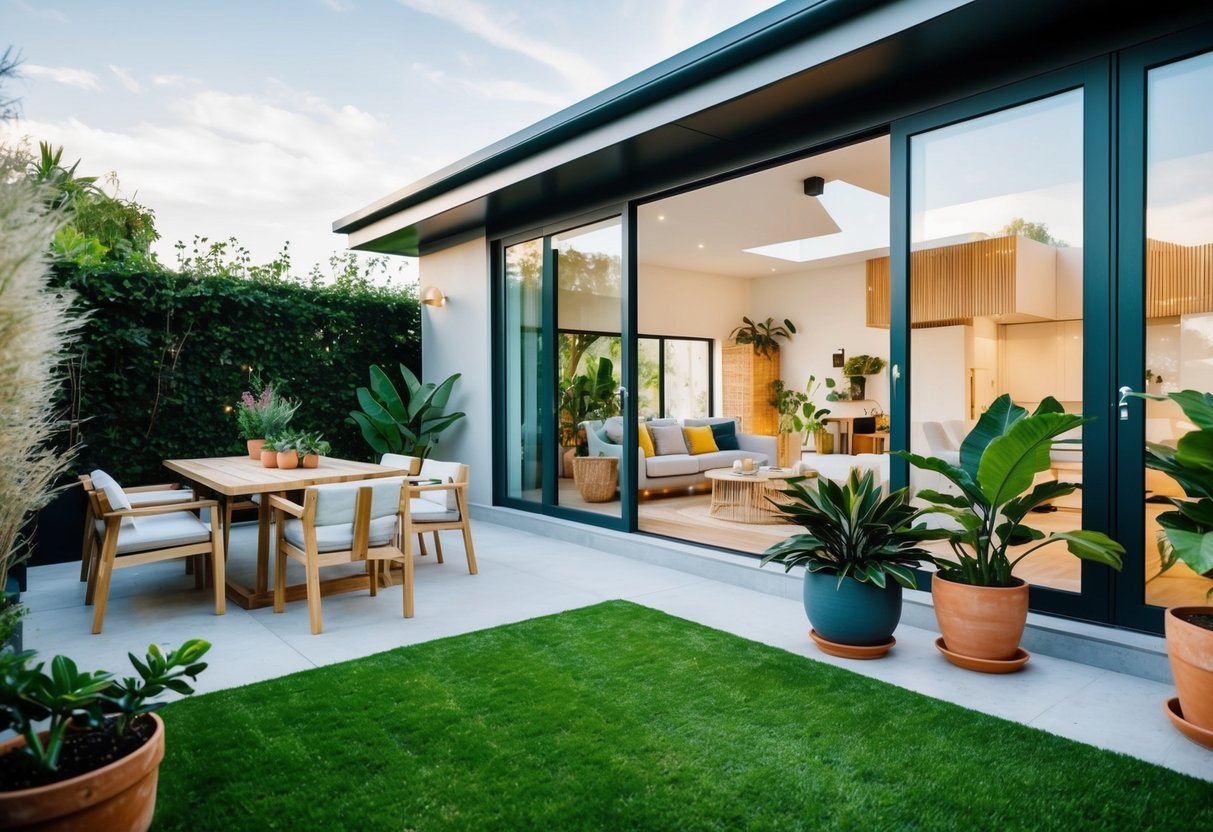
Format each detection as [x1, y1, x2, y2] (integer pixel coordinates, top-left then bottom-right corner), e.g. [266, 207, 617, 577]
[934, 637, 1029, 673]
[810, 629, 895, 659]
[1164, 697, 1213, 750]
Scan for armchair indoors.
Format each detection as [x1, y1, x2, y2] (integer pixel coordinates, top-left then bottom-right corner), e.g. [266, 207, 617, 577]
[83, 472, 225, 634]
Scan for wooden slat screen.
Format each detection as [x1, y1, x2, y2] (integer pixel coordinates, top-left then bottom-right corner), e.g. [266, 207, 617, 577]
[1147, 239, 1213, 318]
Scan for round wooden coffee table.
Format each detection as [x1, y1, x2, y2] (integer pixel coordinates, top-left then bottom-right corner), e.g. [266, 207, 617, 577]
[704, 467, 815, 524]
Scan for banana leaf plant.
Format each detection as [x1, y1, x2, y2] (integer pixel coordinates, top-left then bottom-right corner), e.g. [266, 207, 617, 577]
[1131, 389, 1213, 596]
[729, 317, 796, 357]
[558, 356, 620, 455]
[761, 468, 947, 588]
[894, 394, 1124, 587]
[350, 364, 465, 460]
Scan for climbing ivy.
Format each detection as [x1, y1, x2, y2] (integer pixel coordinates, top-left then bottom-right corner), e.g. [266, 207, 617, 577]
[52, 263, 421, 484]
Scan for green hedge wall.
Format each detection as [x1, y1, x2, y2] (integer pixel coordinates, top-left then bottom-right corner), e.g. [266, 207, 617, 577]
[52, 265, 421, 484]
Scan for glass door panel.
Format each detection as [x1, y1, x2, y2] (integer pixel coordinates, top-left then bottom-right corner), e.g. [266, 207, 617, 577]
[908, 90, 1088, 594]
[555, 217, 624, 520]
[1140, 49, 1213, 608]
[503, 238, 544, 505]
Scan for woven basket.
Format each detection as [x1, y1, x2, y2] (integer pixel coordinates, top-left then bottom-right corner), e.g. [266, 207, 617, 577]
[572, 456, 619, 502]
[722, 343, 779, 435]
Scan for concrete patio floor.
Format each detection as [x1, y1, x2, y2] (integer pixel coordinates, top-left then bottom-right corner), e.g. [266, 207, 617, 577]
[23, 518, 1211, 782]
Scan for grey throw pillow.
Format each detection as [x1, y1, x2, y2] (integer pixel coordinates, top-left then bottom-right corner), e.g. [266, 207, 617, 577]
[603, 417, 624, 443]
[649, 424, 689, 456]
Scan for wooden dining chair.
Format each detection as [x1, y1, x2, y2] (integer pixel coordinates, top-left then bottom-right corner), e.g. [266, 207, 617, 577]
[84, 476, 225, 634]
[400, 460, 477, 575]
[379, 453, 436, 557]
[271, 478, 410, 634]
[79, 471, 197, 583]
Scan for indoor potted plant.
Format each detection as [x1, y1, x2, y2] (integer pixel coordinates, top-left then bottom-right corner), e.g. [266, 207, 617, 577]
[896, 394, 1124, 671]
[0, 639, 210, 830]
[1134, 388, 1213, 745]
[761, 469, 946, 658]
[729, 316, 796, 356]
[559, 357, 619, 476]
[802, 375, 835, 455]
[770, 379, 807, 467]
[841, 354, 886, 401]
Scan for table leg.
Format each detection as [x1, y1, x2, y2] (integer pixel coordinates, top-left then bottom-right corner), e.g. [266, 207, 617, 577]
[256, 492, 272, 596]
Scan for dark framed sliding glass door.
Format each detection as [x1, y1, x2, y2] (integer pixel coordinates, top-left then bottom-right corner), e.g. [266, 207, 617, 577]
[494, 210, 636, 531]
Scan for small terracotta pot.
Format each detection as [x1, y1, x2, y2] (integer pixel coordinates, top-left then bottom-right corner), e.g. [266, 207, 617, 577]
[1166, 606, 1213, 732]
[302, 453, 319, 469]
[932, 573, 1029, 661]
[246, 438, 265, 459]
[0, 713, 164, 831]
[260, 449, 278, 468]
[277, 451, 299, 470]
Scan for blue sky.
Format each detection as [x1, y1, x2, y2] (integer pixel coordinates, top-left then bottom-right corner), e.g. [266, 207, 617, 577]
[0, 0, 781, 278]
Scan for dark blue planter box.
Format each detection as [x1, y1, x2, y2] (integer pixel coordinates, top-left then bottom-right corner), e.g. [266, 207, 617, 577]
[802, 569, 902, 646]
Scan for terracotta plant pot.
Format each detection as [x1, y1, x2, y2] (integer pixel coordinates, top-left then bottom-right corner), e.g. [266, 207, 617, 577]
[932, 573, 1029, 662]
[302, 453, 319, 469]
[246, 438, 265, 459]
[260, 449, 278, 468]
[0, 712, 165, 831]
[1165, 606, 1213, 733]
[277, 451, 299, 470]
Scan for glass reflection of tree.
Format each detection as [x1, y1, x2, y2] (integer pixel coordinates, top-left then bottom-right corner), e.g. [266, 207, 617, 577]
[558, 248, 621, 380]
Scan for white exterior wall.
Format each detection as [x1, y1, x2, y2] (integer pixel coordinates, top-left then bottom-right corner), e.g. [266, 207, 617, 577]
[419, 236, 492, 505]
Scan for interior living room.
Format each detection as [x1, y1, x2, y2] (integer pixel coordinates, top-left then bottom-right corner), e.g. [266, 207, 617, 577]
[553, 125, 1211, 608]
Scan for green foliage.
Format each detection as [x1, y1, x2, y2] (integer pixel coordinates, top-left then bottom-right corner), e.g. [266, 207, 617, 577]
[1000, 217, 1068, 248]
[1134, 389, 1213, 594]
[842, 354, 885, 376]
[769, 379, 807, 434]
[152, 602, 1213, 830]
[235, 374, 298, 440]
[761, 469, 946, 588]
[350, 364, 464, 460]
[559, 356, 620, 452]
[51, 262, 420, 483]
[894, 394, 1124, 586]
[0, 639, 209, 772]
[729, 316, 796, 356]
[0, 46, 21, 121]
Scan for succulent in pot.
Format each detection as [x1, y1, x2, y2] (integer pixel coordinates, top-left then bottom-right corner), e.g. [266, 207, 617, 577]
[297, 432, 332, 469]
[0, 639, 210, 830]
[761, 468, 947, 658]
[894, 394, 1124, 667]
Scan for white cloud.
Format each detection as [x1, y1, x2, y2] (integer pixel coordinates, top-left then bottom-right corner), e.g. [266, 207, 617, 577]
[108, 65, 142, 94]
[10, 0, 68, 23]
[398, 0, 607, 98]
[23, 64, 101, 91]
[412, 62, 564, 107]
[152, 74, 190, 88]
[0, 83, 419, 273]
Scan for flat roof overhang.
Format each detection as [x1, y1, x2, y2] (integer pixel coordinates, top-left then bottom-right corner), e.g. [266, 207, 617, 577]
[333, 0, 1213, 257]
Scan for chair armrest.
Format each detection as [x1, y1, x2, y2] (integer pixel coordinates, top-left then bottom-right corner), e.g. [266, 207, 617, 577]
[267, 494, 304, 518]
[103, 499, 217, 519]
[125, 482, 188, 493]
[407, 481, 466, 495]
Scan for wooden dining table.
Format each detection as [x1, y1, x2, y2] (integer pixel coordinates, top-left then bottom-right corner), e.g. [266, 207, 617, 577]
[163, 455, 411, 609]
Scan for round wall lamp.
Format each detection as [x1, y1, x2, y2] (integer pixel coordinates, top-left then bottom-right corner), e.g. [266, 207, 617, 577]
[420, 286, 447, 307]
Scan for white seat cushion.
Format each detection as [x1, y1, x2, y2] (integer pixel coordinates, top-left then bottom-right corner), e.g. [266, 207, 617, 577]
[380, 453, 420, 474]
[646, 454, 699, 477]
[694, 450, 753, 472]
[90, 469, 137, 529]
[405, 497, 460, 523]
[96, 511, 210, 555]
[418, 460, 462, 511]
[128, 489, 193, 506]
[284, 515, 398, 553]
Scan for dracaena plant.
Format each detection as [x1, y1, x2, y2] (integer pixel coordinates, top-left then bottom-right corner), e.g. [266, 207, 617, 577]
[761, 468, 946, 588]
[0, 640, 209, 774]
[350, 364, 465, 460]
[1132, 389, 1213, 597]
[894, 394, 1124, 587]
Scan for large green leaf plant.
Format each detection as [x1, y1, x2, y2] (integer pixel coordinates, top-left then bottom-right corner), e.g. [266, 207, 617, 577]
[894, 394, 1124, 587]
[350, 364, 465, 460]
[1134, 389, 1213, 595]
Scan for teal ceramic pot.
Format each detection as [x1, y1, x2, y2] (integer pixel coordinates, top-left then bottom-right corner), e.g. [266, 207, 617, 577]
[803, 569, 902, 646]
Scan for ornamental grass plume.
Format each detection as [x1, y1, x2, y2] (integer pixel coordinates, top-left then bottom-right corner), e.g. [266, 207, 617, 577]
[0, 144, 84, 590]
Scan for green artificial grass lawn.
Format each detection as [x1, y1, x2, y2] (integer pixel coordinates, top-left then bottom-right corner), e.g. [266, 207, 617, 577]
[154, 601, 1212, 831]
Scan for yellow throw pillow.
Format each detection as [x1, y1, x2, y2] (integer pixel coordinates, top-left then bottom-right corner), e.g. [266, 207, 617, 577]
[638, 423, 655, 458]
[683, 425, 719, 455]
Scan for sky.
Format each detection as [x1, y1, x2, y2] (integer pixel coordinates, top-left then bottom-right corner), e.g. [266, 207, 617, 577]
[0, 0, 783, 282]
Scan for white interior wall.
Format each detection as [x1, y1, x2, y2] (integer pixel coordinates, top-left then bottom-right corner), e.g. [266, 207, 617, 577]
[419, 236, 492, 505]
[638, 265, 750, 413]
[749, 262, 890, 412]
[1056, 247, 1083, 320]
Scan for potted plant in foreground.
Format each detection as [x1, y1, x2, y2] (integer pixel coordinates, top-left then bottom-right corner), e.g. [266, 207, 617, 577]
[895, 394, 1124, 671]
[0, 639, 210, 830]
[762, 469, 946, 658]
[1134, 388, 1213, 746]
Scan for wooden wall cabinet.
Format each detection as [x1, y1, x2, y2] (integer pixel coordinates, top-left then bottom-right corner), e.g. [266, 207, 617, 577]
[722, 343, 779, 435]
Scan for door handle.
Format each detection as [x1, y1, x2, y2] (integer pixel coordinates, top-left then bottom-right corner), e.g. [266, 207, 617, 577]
[1118, 385, 1133, 421]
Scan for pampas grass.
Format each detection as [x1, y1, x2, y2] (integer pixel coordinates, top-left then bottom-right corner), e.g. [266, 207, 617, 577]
[0, 144, 82, 588]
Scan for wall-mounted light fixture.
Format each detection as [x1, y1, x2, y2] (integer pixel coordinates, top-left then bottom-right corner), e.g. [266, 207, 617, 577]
[420, 286, 447, 307]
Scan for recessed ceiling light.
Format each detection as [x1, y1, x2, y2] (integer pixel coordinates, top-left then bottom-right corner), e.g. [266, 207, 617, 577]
[697, 243, 704, 249]
[657, 215, 666, 221]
